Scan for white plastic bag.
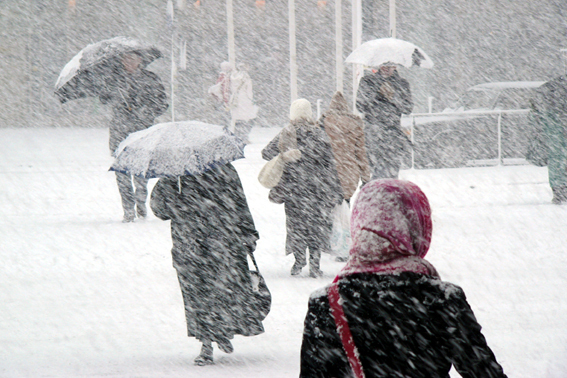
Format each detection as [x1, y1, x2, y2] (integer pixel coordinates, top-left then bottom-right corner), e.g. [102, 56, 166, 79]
[330, 200, 351, 258]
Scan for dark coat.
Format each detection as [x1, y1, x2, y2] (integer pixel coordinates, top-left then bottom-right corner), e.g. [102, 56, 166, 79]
[262, 121, 343, 254]
[101, 68, 168, 153]
[530, 76, 567, 188]
[356, 71, 413, 178]
[150, 163, 263, 342]
[300, 272, 507, 378]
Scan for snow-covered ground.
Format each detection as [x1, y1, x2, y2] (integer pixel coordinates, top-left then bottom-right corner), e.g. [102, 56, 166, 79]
[1, 126, 567, 378]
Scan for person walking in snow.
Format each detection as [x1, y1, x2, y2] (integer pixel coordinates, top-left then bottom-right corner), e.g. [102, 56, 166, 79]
[320, 91, 371, 201]
[320, 91, 371, 262]
[150, 163, 264, 366]
[300, 179, 508, 378]
[356, 63, 413, 180]
[229, 63, 259, 143]
[529, 75, 567, 204]
[208, 61, 233, 127]
[100, 51, 168, 222]
[262, 99, 343, 278]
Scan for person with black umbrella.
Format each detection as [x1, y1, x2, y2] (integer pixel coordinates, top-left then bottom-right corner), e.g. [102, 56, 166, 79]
[100, 51, 168, 222]
[54, 37, 169, 222]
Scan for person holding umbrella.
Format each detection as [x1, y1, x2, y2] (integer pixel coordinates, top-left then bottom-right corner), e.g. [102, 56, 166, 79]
[54, 37, 169, 222]
[100, 52, 168, 222]
[356, 62, 413, 180]
[346, 38, 433, 180]
[150, 161, 264, 366]
[111, 121, 266, 366]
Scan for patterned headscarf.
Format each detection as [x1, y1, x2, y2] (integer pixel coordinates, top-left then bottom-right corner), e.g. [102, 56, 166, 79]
[340, 179, 438, 277]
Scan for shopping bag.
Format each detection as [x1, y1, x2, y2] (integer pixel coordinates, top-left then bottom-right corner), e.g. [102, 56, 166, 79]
[258, 154, 284, 188]
[207, 82, 223, 102]
[330, 200, 351, 258]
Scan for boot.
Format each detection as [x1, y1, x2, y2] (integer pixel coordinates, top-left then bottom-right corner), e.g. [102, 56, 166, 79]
[194, 341, 214, 366]
[136, 203, 147, 218]
[309, 267, 324, 278]
[122, 209, 135, 223]
[309, 249, 322, 278]
[217, 336, 234, 354]
[291, 260, 306, 276]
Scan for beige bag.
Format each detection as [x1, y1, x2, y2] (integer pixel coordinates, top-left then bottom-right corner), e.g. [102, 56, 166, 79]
[258, 154, 285, 189]
[258, 149, 302, 189]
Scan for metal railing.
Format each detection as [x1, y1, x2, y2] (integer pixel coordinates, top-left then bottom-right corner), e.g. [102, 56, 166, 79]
[405, 109, 531, 169]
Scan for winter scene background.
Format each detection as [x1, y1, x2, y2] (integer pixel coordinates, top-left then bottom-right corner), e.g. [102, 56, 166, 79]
[2, 0, 567, 377]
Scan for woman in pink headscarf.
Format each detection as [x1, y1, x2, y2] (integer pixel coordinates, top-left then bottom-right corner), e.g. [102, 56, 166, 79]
[300, 179, 507, 378]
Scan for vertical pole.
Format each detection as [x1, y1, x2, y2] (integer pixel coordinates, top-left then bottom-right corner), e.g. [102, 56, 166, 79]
[227, 0, 235, 130]
[351, 0, 362, 112]
[497, 112, 502, 165]
[389, 0, 396, 38]
[289, 0, 298, 102]
[411, 116, 416, 169]
[335, 0, 343, 93]
[167, 0, 175, 122]
[227, 0, 236, 68]
[171, 33, 175, 122]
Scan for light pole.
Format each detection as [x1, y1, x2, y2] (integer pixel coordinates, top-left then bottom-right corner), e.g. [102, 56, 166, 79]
[289, 0, 298, 102]
[389, 0, 396, 38]
[227, 0, 235, 69]
[351, 0, 362, 111]
[335, 0, 343, 93]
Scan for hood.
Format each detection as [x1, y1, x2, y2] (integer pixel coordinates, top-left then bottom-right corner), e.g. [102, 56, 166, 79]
[339, 179, 437, 278]
[328, 91, 350, 113]
[220, 61, 232, 73]
[290, 98, 313, 122]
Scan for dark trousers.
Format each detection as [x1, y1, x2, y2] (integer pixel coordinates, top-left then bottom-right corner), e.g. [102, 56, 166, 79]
[367, 152, 401, 179]
[115, 172, 148, 216]
[285, 202, 331, 271]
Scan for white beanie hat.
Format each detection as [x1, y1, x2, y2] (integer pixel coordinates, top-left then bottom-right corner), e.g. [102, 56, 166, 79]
[289, 98, 313, 121]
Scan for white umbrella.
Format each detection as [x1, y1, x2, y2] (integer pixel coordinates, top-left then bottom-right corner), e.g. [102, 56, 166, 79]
[110, 121, 245, 179]
[345, 37, 433, 68]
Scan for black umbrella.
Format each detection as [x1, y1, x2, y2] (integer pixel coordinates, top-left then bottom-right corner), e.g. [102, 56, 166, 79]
[54, 36, 162, 104]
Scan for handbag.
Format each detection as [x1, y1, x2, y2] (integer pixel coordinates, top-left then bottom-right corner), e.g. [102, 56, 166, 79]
[258, 149, 302, 189]
[258, 153, 285, 189]
[248, 252, 272, 322]
[207, 82, 223, 102]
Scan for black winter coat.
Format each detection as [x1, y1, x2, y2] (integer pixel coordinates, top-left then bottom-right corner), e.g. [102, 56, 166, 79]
[261, 123, 343, 209]
[300, 272, 507, 378]
[262, 123, 343, 254]
[356, 70, 413, 126]
[150, 163, 263, 342]
[355, 71, 413, 175]
[101, 68, 168, 152]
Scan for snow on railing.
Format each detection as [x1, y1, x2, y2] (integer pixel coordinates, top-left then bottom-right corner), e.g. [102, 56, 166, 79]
[404, 109, 531, 169]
